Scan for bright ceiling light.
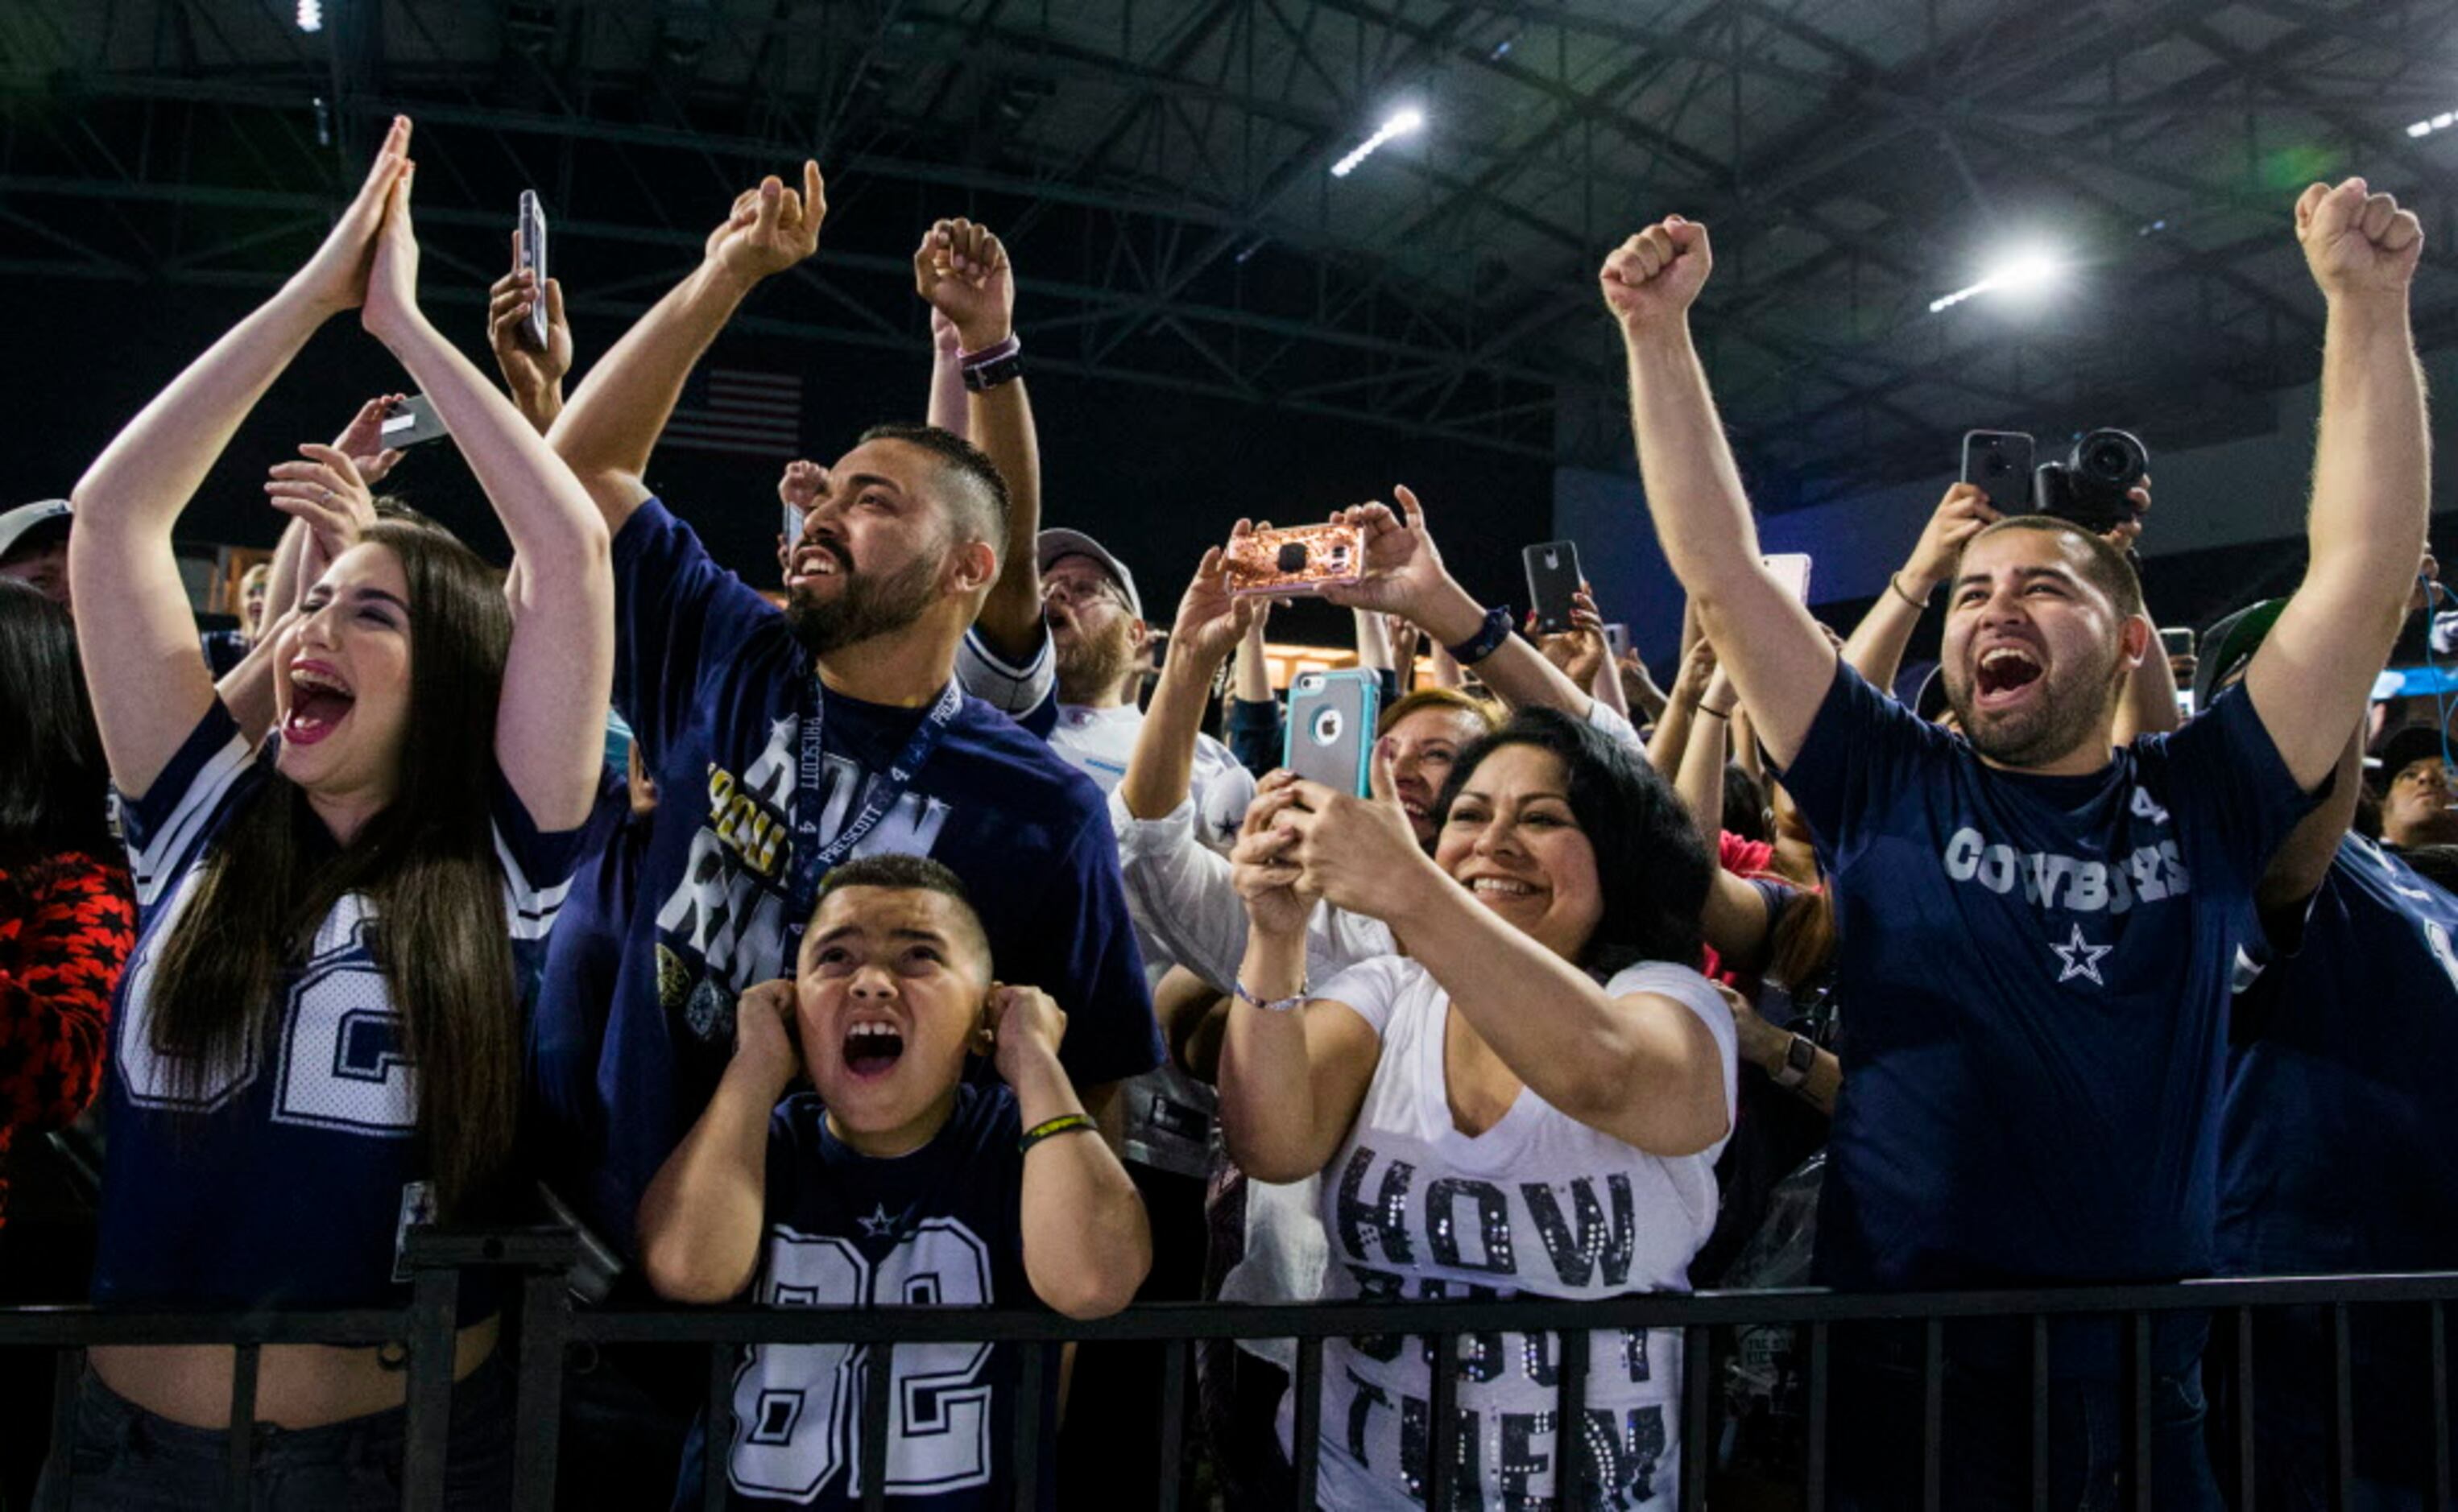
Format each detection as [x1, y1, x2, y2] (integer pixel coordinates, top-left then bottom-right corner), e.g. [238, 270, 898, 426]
[1928, 247, 2063, 314]
[2415, 111, 2458, 138]
[1330, 107, 1425, 179]
[297, 0, 323, 31]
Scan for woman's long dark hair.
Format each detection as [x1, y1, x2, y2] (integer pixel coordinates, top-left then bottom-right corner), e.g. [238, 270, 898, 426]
[0, 580, 114, 878]
[1429, 706, 1709, 977]
[147, 522, 519, 1212]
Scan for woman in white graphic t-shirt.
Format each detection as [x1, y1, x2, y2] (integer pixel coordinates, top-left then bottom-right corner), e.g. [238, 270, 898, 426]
[1217, 704, 1738, 1510]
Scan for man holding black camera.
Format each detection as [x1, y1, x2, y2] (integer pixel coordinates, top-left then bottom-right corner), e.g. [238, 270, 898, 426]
[1601, 175, 2427, 1505]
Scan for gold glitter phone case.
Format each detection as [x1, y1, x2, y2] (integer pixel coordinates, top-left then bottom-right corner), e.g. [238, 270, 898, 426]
[1224, 523, 1364, 597]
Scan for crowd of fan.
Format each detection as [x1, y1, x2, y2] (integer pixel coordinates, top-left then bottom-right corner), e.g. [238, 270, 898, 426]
[0, 115, 2447, 1511]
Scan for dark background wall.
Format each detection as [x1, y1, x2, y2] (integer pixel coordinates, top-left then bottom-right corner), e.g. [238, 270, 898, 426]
[2, 275, 1551, 651]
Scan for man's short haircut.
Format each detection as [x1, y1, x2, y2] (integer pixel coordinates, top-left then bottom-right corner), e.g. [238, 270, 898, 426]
[810, 852, 992, 973]
[1376, 686, 1501, 740]
[856, 423, 1011, 550]
[1958, 514, 2146, 624]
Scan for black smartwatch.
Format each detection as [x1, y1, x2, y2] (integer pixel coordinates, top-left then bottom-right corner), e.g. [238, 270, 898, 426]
[1773, 1032, 1817, 1089]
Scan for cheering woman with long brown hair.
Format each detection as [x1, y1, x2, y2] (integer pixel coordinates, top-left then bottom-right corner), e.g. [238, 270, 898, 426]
[49, 118, 611, 1507]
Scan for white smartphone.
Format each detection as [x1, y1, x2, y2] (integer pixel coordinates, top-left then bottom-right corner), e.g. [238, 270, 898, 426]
[1763, 552, 1814, 605]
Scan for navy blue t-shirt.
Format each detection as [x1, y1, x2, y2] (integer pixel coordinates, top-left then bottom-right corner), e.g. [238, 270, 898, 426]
[679, 1084, 1045, 1510]
[93, 700, 585, 1311]
[1777, 665, 2311, 1299]
[2221, 832, 2458, 1274]
[540, 498, 1158, 1252]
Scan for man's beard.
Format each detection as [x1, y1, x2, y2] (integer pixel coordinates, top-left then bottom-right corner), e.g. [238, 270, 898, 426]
[1055, 616, 1140, 705]
[786, 547, 941, 658]
[1945, 647, 2119, 769]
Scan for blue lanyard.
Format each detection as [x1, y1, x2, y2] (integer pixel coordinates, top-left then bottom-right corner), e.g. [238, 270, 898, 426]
[786, 675, 964, 945]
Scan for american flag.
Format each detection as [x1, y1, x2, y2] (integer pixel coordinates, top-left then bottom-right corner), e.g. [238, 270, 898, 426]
[664, 366, 803, 456]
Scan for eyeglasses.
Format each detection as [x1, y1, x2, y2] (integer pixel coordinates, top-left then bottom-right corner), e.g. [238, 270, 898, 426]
[1041, 576, 1126, 612]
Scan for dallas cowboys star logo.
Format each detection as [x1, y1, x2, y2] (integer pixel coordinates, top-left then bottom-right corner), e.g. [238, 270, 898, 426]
[856, 1203, 904, 1239]
[2050, 923, 2112, 985]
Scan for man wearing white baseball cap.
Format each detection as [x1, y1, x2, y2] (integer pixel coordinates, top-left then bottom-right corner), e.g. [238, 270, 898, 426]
[1036, 526, 1253, 841]
[0, 500, 72, 611]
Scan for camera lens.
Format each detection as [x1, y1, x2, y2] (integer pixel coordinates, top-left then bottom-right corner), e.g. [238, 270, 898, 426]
[1277, 542, 1310, 573]
[2073, 428, 2147, 486]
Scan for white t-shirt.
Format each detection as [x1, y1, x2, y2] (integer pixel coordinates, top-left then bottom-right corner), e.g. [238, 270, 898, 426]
[1049, 701, 1252, 846]
[1295, 954, 1738, 1511]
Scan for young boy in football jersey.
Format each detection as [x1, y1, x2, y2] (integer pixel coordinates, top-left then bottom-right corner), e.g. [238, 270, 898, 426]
[639, 853, 1150, 1510]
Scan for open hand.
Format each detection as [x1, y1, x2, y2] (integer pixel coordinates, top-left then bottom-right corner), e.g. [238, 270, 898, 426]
[265, 443, 379, 579]
[1320, 485, 1450, 622]
[289, 115, 412, 318]
[913, 218, 1016, 352]
[1171, 527, 1264, 675]
[706, 162, 827, 284]
[1600, 215, 1712, 333]
[329, 395, 407, 488]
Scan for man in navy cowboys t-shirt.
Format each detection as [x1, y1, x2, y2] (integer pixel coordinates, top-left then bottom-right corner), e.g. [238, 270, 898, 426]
[1599, 177, 2429, 1505]
[536, 159, 1161, 1266]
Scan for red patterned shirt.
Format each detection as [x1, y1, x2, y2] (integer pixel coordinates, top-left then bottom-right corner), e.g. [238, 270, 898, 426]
[0, 851, 135, 1225]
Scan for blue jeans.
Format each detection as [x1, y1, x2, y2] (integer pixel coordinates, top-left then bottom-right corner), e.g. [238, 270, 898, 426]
[36, 1353, 513, 1510]
[1827, 1326, 2223, 1512]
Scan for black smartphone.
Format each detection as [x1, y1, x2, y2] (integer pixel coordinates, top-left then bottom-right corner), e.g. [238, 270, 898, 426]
[1521, 540, 1584, 636]
[1960, 430, 2036, 514]
[1285, 670, 1381, 795]
[379, 395, 449, 448]
[517, 191, 549, 352]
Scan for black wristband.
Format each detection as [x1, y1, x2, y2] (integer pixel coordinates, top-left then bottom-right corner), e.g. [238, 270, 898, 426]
[962, 351, 1024, 391]
[1444, 605, 1514, 667]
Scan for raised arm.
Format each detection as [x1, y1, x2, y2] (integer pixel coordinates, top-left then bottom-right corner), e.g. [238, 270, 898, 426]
[362, 164, 612, 832]
[1119, 536, 1259, 821]
[913, 218, 1041, 661]
[2241, 179, 2430, 791]
[70, 118, 412, 799]
[1322, 488, 1598, 721]
[547, 162, 826, 532]
[925, 309, 969, 437]
[1647, 630, 1715, 774]
[994, 986, 1150, 1319]
[639, 982, 797, 1303]
[1674, 659, 1734, 838]
[1844, 484, 2000, 696]
[1600, 218, 1835, 766]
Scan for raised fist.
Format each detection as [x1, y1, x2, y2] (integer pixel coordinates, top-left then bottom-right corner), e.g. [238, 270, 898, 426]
[913, 218, 1015, 353]
[1600, 216, 1713, 333]
[2296, 177, 2423, 300]
[705, 162, 827, 284]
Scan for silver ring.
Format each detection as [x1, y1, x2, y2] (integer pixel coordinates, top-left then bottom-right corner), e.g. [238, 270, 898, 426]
[321, 485, 335, 503]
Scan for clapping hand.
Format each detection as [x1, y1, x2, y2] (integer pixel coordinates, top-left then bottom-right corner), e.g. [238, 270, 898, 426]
[706, 162, 827, 284]
[288, 115, 412, 318]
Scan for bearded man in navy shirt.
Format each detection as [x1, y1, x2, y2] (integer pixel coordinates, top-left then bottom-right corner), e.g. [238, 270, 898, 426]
[536, 160, 1160, 1271]
[1594, 177, 2428, 1506]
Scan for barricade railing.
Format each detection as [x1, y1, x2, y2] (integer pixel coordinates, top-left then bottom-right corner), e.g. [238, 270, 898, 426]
[3, 1228, 2453, 1512]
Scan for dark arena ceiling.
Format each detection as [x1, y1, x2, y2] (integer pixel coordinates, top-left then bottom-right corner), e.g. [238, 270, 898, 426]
[4, 1, 2455, 507]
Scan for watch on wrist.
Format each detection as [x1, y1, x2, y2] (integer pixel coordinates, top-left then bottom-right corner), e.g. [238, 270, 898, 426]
[1773, 1032, 1817, 1089]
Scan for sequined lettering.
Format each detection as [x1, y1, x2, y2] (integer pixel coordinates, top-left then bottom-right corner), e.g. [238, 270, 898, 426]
[1337, 1143, 1417, 1266]
[1426, 1177, 1517, 1275]
[1521, 1175, 1636, 1290]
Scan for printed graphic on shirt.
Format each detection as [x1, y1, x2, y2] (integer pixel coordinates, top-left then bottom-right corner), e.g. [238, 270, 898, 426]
[652, 712, 954, 1045]
[731, 1219, 999, 1503]
[1326, 1138, 1673, 1507]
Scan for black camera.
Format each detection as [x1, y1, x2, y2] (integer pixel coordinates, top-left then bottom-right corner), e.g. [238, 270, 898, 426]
[2033, 428, 2149, 534]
